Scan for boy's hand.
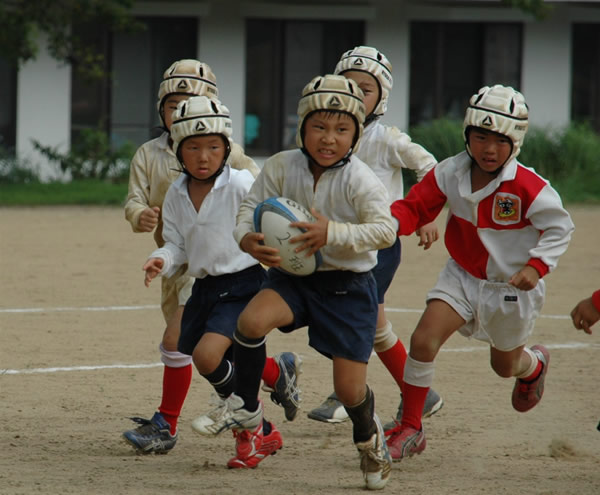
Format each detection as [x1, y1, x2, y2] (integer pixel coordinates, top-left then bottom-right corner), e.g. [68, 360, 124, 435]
[416, 221, 439, 250]
[508, 265, 539, 291]
[570, 297, 598, 335]
[240, 232, 282, 267]
[143, 257, 164, 287]
[289, 208, 328, 257]
[139, 206, 160, 232]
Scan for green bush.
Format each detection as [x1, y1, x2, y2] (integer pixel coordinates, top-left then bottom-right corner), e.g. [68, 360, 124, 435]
[32, 127, 135, 182]
[0, 146, 40, 184]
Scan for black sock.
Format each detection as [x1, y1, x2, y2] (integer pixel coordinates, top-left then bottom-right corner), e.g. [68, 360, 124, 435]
[233, 328, 266, 412]
[201, 358, 235, 399]
[344, 386, 376, 443]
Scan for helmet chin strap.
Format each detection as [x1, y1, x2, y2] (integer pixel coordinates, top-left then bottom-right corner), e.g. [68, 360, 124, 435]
[300, 146, 353, 170]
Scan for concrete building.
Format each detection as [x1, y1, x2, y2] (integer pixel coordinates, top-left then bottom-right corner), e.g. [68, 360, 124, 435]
[1, 0, 599, 178]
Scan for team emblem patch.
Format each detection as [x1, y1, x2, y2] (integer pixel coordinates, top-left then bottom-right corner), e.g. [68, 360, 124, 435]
[492, 193, 521, 224]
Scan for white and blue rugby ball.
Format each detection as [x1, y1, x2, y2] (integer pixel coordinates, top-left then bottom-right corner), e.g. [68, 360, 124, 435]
[254, 197, 323, 276]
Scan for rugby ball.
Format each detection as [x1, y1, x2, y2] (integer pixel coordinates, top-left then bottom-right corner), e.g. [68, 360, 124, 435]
[254, 197, 323, 276]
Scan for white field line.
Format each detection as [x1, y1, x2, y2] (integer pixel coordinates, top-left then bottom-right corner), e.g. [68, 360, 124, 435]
[0, 304, 571, 319]
[1, 303, 596, 376]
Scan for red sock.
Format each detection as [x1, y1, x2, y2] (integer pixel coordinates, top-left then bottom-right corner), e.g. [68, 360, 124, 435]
[261, 356, 279, 389]
[377, 339, 408, 392]
[521, 358, 543, 382]
[401, 382, 429, 431]
[158, 364, 193, 435]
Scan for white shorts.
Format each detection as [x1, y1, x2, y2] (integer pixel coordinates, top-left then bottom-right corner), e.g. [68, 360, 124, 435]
[426, 259, 545, 351]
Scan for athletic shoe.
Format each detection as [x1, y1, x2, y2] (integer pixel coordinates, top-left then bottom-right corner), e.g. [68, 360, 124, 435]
[306, 392, 350, 423]
[190, 393, 227, 435]
[385, 423, 426, 462]
[512, 344, 550, 412]
[383, 388, 444, 432]
[192, 394, 263, 436]
[262, 352, 302, 421]
[355, 414, 392, 490]
[227, 422, 283, 469]
[122, 412, 177, 454]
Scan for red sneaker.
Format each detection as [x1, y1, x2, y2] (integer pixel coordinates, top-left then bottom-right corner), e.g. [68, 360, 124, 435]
[227, 422, 283, 469]
[385, 423, 426, 462]
[512, 345, 550, 413]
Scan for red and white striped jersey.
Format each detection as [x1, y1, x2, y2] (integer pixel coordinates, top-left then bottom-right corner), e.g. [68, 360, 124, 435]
[391, 151, 574, 282]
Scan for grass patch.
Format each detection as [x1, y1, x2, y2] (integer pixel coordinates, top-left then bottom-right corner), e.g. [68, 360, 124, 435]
[0, 180, 128, 206]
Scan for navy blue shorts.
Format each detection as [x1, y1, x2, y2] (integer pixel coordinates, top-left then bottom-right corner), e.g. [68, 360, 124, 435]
[178, 264, 267, 356]
[264, 268, 378, 363]
[372, 237, 401, 303]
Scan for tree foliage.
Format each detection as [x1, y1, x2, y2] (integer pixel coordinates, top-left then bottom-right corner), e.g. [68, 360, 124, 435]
[500, 0, 552, 20]
[0, 0, 142, 79]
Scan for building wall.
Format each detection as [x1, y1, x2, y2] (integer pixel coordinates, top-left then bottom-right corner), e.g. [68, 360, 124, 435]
[10, 0, 600, 175]
[16, 34, 71, 180]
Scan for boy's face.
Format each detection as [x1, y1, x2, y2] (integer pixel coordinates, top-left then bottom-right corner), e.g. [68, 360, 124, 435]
[468, 128, 513, 173]
[180, 135, 227, 179]
[342, 71, 379, 117]
[303, 111, 356, 167]
[162, 94, 191, 130]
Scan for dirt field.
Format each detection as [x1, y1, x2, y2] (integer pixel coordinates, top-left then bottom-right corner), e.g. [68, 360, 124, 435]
[1, 205, 598, 495]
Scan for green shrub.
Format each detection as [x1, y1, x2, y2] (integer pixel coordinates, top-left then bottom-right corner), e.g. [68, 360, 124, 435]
[0, 146, 40, 184]
[409, 117, 465, 162]
[32, 127, 135, 182]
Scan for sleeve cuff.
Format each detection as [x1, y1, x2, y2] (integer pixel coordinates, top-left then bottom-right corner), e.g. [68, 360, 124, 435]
[526, 258, 549, 278]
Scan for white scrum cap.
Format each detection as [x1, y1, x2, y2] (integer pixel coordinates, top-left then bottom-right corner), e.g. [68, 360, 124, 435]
[464, 84, 529, 163]
[296, 74, 366, 149]
[334, 45, 393, 116]
[170, 95, 233, 156]
[157, 59, 218, 114]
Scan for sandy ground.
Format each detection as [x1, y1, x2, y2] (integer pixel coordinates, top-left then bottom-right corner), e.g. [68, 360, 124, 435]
[0, 205, 599, 495]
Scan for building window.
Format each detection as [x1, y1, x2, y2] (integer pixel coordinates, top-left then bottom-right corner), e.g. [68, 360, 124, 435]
[572, 24, 600, 132]
[71, 17, 197, 148]
[0, 58, 17, 153]
[409, 22, 522, 126]
[245, 19, 364, 156]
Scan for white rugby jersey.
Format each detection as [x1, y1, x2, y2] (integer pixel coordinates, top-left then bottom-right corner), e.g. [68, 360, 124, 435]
[125, 132, 260, 247]
[150, 166, 258, 279]
[391, 151, 574, 281]
[355, 121, 436, 201]
[234, 149, 396, 273]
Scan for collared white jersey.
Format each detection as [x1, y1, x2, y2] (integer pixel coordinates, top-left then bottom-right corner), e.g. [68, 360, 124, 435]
[150, 166, 258, 279]
[234, 149, 396, 273]
[355, 121, 437, 202]
[124, 132, 260, 247]
[391, 151, 574, 282]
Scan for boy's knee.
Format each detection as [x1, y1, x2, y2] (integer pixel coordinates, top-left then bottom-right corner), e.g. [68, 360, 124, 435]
[410, 330, 440, 359]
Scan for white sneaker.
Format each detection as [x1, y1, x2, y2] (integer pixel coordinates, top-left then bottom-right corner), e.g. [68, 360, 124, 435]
[191, 394, 263, 436]
[190, 394, 228, 435]
[355, 414, 392, 490]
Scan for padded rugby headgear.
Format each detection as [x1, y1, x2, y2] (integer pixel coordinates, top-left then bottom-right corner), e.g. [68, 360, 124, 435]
[464, 84, 529, 164]
[170, 96, 232, 181]
[296, 74, 366, 151]
[157, 59, 218, 126]
[334, 46, 393, 117]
